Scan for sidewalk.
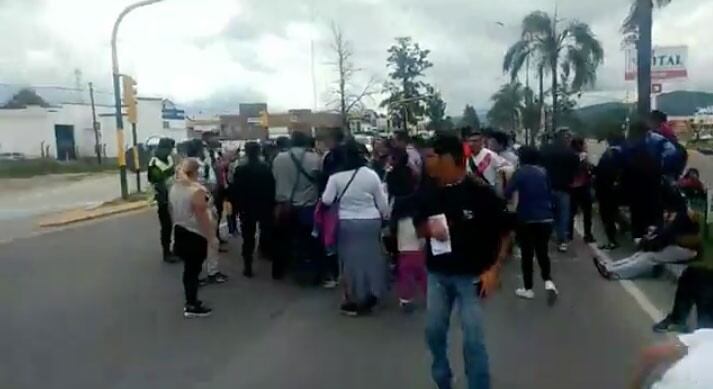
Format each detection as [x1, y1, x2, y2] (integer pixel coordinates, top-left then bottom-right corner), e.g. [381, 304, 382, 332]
[0, 172, 149, 243]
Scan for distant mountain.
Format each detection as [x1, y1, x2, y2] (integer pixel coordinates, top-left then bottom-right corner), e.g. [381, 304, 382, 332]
[657, 91, 713, 116]
[572, 90, 713, 121]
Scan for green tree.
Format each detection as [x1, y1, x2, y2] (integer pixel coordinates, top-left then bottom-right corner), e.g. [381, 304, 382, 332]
[2, 88, 50, 109]
[503, 11, 603, 132]
[487, 82, 525, 132]
[623, 1, 672, 116]
[460, 105, 481, 129]
[380, 37, 433, 131]
[425, 86, 448, 131]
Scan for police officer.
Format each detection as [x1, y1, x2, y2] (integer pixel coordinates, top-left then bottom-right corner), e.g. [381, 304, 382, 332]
[148, 138, 180, 263]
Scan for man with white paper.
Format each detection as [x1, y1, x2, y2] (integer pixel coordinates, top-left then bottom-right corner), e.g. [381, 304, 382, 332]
[416, 133, 514, 389]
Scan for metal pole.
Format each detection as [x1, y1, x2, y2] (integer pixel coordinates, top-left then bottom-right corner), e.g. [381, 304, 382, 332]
[111, 0, 165, 199]
[88, 82, 101, 165]
[132, 122, 141, 192]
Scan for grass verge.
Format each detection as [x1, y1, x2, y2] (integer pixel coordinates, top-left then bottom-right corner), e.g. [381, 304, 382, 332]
[0, 158, 118, 178]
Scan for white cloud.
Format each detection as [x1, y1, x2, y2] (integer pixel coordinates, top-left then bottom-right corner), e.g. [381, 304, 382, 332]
[0, 0, 711, 115]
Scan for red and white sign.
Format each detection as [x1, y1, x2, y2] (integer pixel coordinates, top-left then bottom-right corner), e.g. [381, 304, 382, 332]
[625, 46, 688, 81]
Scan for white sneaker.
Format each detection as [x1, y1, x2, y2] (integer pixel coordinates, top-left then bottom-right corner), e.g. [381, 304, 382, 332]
[515, 288, 535, 299]
[545, 280, 558, 306]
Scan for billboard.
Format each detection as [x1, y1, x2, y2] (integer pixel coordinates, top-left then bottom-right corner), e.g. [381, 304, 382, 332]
[625, 45, 688, 81]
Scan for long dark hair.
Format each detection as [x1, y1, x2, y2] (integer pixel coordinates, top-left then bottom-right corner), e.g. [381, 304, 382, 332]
[387, 148, 416, 198]
[339, 140, 367, 171]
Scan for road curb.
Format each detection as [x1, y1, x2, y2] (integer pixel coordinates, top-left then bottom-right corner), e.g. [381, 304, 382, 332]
[37, 201, 152, 228]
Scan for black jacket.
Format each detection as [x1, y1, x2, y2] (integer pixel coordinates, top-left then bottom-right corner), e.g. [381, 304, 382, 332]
[231, 159, 276, 214]
[541, 144, 579, 192]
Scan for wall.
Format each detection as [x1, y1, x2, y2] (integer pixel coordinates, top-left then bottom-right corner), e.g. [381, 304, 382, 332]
[0, 99, 187, 159]
[0, 107, 55, 157]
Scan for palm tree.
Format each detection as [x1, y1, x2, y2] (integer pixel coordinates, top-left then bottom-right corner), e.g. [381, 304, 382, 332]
[504, 11, 604, 132]
[487, 82, 525, 132]
[622, 0, 672, 116]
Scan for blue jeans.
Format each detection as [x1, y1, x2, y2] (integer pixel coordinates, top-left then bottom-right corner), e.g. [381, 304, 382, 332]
[425, 272, 490, 389]
[552, 190, 571, 243]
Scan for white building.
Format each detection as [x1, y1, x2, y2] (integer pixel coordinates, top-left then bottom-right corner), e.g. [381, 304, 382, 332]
[0, 98, 188, 159]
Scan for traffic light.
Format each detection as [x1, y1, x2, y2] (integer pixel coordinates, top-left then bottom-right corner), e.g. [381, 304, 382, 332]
[122, 75, 138, 124]
[258, 110, 269, 128]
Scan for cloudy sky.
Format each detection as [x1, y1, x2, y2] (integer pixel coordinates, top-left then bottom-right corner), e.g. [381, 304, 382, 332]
[0, 0, 711, 115]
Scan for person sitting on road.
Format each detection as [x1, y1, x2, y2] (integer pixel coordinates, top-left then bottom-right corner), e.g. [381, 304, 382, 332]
[678, 168, 706, 199]
[652, 253, 713, 334]
[631, 329, 713, 389]
[594, 182, 701, 280]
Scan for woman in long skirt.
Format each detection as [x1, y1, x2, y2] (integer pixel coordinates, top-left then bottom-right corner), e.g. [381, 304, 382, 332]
[322, 141, 389, 316]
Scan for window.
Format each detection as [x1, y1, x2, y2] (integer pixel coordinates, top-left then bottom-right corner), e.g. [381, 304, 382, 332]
[163, 121, 170, 129]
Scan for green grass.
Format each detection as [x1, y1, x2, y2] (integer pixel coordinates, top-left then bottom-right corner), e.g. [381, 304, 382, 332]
[0, 158, 118, 178]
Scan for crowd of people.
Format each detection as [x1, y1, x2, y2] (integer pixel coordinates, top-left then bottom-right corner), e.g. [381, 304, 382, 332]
[144, 108, 713, 389]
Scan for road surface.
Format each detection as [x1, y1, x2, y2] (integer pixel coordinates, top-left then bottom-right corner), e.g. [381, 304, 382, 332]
[0, 210, 673, 389]
[0, 172, 147, 242]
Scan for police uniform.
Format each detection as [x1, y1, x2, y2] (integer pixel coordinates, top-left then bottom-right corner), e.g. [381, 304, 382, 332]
[148, 149, 177, 263]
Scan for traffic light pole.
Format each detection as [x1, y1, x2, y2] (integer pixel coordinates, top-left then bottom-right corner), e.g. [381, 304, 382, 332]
[111, 0, 165, 200]
[132, 122, 141, 192]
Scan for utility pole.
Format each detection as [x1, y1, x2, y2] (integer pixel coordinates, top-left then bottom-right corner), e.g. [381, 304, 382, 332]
[111, 0, 165, 199]
[88, 82, 101, 164]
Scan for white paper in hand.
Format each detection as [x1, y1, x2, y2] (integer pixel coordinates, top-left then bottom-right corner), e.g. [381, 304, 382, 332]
[429, 214, 452, 256]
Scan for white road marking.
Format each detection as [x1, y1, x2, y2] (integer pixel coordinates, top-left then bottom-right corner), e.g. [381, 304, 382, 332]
[575, 224, 664, 323]
[589, 242, 665, 323]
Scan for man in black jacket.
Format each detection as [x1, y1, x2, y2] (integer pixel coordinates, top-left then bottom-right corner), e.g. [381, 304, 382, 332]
[541, 129, 579, 252]
[232, 142, 276, 278]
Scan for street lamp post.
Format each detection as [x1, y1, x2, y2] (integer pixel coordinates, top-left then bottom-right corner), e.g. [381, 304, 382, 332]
[111, 0, 165, 199]
[388, 95, 435, 134]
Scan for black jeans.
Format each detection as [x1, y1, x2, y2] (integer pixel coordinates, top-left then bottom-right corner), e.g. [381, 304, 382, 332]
[173, 225, 208, 306]
[157, 202, 172, 256]
[569, 186, 593, 239]
[227, 202, 238, 235]
[239, 210, 273, 271]
[670, 266, 713, 328]
[517, 222, 553, 290]
[273, 205, 321, 281]
[596, 190, 619, 244]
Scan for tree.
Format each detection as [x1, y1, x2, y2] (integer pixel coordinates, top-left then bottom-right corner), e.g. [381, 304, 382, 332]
[425, 86, 448, 131]
[328, 23, 378, 131]
[503, 11, 603, 132]
[460, 105, 481, 129]
[487, 82, 525, 132]
[521, 87, 543, 145]
[623, 1, 672, 117]
[2, 88, 50, 108]
[380, 37, 433, 131]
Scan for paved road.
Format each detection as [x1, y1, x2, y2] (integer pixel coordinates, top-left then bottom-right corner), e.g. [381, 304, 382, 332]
[0, 210, 674, 389]
[0, 172, 147, 242]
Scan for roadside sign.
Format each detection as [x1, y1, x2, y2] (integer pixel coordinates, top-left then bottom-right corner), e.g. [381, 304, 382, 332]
[625, 46, 688, 81]
[247, 117, 261, 124]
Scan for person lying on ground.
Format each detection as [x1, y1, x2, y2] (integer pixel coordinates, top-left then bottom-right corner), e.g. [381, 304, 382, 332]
[594, 182, 701, 280]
